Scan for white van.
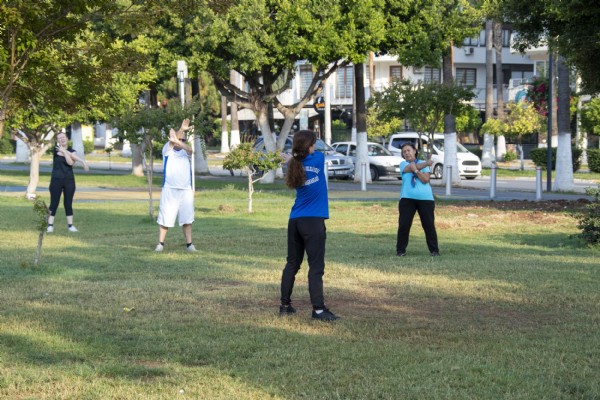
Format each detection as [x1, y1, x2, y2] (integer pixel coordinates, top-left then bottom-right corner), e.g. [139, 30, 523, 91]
[387, 132, 481, 179]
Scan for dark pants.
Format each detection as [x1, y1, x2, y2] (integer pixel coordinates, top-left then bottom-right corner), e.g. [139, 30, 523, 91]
[280, 217, 326, 310]
[48, 178, 76, 217]
[396, 198, 439, 254]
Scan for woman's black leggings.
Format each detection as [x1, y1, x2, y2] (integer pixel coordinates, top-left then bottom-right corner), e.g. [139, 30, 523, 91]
[48, 178, 76, 217]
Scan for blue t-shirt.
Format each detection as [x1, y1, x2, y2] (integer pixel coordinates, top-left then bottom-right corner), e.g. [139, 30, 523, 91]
[290, 151, 329, 219]
[399, 160, 434, 201]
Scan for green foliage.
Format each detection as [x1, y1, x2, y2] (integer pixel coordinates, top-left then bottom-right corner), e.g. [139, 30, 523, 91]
[581, 98, 600, 136]
[366, 106, 403, 141]
[0, 134, 15, 154]
[577, 185, 600, 245]
[504, 101, 542, 140]
[480, 118, 507, 137]
[530, 147, 582, 172]
[502, 150, 517, 162]
[222, 143, 282, 177]
[455, 106, 482, 136]
[588, 149, 600, 173]
[83, 140, 94, 155]
[32, 197, 49, 232]
[370, 80, 475, 142]
[505, 0, 600, 94]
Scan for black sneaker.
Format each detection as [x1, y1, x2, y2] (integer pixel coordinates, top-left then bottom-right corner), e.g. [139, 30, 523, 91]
[279, 304, 296, 315]
[312, 308, 339, 321]
[431, 251, 440, 257]
[397, 251, 406, 257]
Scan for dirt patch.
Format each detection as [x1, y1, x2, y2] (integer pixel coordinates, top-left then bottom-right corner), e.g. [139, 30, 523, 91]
[443, 199, 590, 213]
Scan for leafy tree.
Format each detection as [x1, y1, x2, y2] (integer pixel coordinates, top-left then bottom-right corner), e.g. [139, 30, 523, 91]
[455, 105, 482, 142]
[505, 0, 600, 95]
[114, 100, 203, 217]
[185, 0, 388, 182]
[581, 98, 600, 136]
[370, 80, 474, 158]
[222, 143, 282, 213]
[32, 196, 49, 267]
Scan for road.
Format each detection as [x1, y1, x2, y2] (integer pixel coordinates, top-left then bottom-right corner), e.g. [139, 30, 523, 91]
[1, 156, 596, 202]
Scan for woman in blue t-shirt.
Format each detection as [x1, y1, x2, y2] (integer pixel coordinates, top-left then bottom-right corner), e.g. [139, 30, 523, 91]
[396, 142, 440, 257]
[279, 130, 338, 321]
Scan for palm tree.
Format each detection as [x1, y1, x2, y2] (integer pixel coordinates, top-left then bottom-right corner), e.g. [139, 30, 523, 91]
[493, 20, 507, 161]
[553, 54, 574, 191]
[481, 20, 495, 168]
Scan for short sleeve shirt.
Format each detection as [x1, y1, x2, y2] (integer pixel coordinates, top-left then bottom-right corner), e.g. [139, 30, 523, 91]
[162, 143, 192, 189]
[399, 160, 434, 201]
[290, 151, 329, 219]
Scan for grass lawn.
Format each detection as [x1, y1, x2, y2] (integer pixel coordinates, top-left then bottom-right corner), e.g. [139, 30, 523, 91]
[0, 177, 599, 399]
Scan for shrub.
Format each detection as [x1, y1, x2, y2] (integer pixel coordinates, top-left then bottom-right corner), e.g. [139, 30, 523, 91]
[83, 140, 94, 154]
[530, 147, 582, 172]
[502, 150, 517, 162]
[577, 185, 600, 245]
[0, 135, 16, 154]
[587, 149, 600, 173]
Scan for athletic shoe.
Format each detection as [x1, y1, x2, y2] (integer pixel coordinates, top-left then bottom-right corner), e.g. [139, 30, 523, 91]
[312, 308, 339, 321]
[154, 244, 164, 252]
[186, 244, 197, 252]
[279, 304, 296, 315]
[68, 226, 78, 232]
[397, 251, 406, 257]
[431, 251, 440, 257]
[46, 225, 54, 233]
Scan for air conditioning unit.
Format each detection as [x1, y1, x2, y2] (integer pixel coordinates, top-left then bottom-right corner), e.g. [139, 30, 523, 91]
[464, 47, 474, 55]
[413, 67, 423, 74]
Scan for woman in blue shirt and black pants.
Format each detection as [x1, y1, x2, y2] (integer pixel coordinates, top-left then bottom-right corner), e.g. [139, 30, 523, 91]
[279, 130, 338, 321]
[397, 142, 440, 257]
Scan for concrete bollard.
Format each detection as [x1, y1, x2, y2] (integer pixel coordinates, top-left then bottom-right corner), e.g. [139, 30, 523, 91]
[535, 166, 542, 201]
[490, 164, 497, 199]
[445, 165, 452, 196]
[361, 162, 367, 191]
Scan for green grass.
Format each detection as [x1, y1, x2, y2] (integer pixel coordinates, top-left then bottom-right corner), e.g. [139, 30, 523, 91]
[481, 167, 600, 181]
[0, 183, 599, 399]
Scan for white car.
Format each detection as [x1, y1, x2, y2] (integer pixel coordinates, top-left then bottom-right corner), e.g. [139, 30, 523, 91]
[331, 141, 404, 180]
[387, 132, 481, 180]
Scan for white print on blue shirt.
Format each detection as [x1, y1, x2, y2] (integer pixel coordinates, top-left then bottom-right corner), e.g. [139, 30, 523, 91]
[305, 166, 320, 174]
[305, 176, 319, 186]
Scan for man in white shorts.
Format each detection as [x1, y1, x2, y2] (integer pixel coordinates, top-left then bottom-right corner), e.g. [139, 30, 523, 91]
[155, 118, 196, 252]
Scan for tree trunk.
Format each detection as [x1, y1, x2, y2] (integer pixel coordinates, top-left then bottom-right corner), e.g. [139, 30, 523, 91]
[247, 171, 254, 213]
[354, 63, 371, 183]
[131, 143, 144, 176]
[257, 105, 276, 183]
[220, 96, 229, 153]
[493, 21, 506, 161]
[442, 44, 460, 184]
[368, 52, 375, 96]
[34, 231, 44, 266]
[145, 139, 155, 218]
[230, 70, 241, 148]
[194, 135, 210, 174]
[26, 146, 43, 199]
[482, 20, 495, 168]
[553, 55, 574, 191]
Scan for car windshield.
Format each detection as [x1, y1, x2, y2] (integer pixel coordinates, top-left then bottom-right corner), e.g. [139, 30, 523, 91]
[432, 139, 471, 153]
[315, 139, 334, 153]
[368, 144, 393, 156]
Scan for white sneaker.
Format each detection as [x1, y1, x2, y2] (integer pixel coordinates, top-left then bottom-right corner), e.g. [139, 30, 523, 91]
[186, 244, 197, 252]
[154, 244, 164, 252]
[68, 226, 78, 232]
[46, 225, 54, 233]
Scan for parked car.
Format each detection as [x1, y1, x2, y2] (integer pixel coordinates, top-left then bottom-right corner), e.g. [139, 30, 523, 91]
[387, 132, 482, 179]
[253, 135, 354, 179]
[330, 141, 403, 181]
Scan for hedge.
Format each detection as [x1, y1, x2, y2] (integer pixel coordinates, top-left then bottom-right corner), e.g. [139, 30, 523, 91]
[588, 149, 600, 173]
[530, 147, 582, 172]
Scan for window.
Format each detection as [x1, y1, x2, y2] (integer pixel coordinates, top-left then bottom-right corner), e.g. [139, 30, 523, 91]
[299, 65, 313, 98]
[336, 66, 354, 99]
[389, 66, 402, 83]
[502, 29, 511, 47]
[423, 67, 441, 83]
[456, 68, 476, 87]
